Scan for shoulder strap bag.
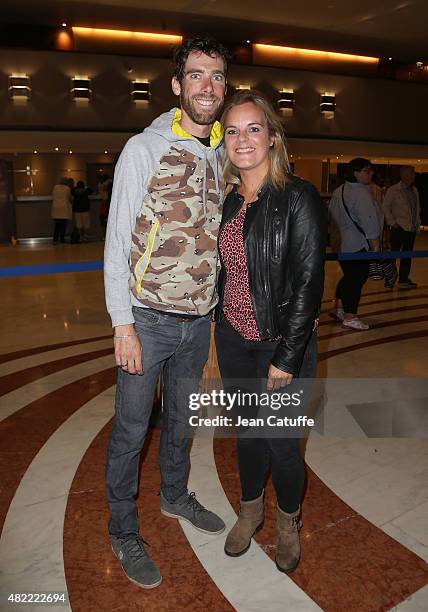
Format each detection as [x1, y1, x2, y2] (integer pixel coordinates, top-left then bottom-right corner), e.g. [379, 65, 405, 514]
[341, 185, 384, 280]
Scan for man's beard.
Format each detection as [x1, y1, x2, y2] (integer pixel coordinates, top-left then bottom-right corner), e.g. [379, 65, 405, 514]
[180, 92, 222, 126]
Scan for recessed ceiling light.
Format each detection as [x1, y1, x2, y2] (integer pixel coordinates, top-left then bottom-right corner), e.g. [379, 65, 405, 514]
[55, 146, 59, 151]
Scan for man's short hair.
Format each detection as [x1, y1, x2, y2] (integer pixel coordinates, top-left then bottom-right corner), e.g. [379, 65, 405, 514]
[400, 165, 415, 176]
[173, 36, 231, 82]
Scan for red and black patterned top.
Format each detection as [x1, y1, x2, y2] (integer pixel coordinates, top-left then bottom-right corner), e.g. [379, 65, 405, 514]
[219, 206, 261, 340]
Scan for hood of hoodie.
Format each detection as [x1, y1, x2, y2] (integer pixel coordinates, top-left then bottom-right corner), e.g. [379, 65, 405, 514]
[144, 107, 223, 148]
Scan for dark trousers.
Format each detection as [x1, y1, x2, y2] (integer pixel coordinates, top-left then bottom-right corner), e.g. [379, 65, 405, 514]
[53, 219, 67, 243]
[335, 250, 369, 314]
[390, 226, 416, 282]
[105, 307, 211, 537]
[214, 316, 317, 513]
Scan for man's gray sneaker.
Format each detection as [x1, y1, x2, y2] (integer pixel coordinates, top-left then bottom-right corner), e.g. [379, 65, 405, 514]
[111, 534, 162, 589]
[160, 491, 225, 534]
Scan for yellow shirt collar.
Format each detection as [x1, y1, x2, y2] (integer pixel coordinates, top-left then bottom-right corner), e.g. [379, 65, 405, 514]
[172, 108, 223, 148]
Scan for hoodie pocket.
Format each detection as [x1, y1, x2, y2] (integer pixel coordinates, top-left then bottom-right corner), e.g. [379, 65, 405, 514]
[134, 219, 159, 293]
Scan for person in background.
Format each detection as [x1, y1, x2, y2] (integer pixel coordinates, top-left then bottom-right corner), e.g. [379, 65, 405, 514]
[329, 158, 382, 330]
[383, 165, 421, 289]
[72, 180, 93, 242]
[51, 177, 72, 244]
[215, 90, 326, 573]
[368, 168, 385, 251]
[98, 173, 112, 240]
[368, 171, 383, 207]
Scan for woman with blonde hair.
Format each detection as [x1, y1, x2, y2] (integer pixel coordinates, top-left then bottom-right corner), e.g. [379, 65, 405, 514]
[215, 90, 326, 572]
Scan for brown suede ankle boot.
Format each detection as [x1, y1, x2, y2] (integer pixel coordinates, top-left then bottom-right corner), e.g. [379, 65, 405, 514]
[275, 505, 302, 573]
[224, 492, 264, 557]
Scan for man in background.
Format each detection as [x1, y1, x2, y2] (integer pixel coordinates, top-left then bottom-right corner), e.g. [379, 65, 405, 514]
[383, 165, 421, 289]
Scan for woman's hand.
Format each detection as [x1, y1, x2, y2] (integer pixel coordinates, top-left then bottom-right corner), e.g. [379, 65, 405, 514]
[368, 238, 381, 252]
[267, 364, 293, 391]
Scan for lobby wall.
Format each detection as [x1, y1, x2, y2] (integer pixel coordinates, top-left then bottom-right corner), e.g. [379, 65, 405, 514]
[1, 48, 428, 144]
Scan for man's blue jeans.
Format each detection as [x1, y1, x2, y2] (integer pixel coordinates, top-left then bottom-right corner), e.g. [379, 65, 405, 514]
[106, 306, 211, 537]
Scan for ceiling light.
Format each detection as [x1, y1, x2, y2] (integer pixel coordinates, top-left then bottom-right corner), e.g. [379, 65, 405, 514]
[72, 26, 182, 46]
[33, 150, 38, 154]
[254, 43, 378, 65]
[62, 22, 67, 28]
[69, 150, 73, 154]
[55, 147, 59, 151]
[104, 150, 108, 154]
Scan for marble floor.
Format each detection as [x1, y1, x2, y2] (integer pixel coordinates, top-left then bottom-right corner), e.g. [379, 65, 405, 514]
[0, 237, 427, 612]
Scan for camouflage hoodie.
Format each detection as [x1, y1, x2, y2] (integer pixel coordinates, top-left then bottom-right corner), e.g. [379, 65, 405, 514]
[104, 108, 224, 327]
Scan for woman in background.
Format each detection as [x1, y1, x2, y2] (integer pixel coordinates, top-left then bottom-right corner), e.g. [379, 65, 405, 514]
[329, 158, 382, 330]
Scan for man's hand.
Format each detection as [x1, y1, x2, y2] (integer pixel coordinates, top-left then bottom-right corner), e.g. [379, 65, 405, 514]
[267, 364, 293, 391]
[113, 324, 143, 375]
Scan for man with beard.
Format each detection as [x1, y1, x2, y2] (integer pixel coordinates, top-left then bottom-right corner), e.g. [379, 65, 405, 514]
[104, 37, 229, 589]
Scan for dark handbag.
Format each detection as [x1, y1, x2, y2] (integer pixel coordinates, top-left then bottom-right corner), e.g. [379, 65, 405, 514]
[382, 259, 398, 285]
[368, 260, 384, 280]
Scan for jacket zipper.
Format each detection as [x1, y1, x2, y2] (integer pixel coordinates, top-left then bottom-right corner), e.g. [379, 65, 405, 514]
[263, 194, 274, 336]
[273, 216, 281, 259]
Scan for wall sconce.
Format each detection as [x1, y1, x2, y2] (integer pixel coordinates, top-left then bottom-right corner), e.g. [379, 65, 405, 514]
[71, 76, 92, 101]
[278, 89, 294, 111]
[320, 92, 335, 117]
[9, 75, 31, 101]
[131, 81, 150, 102]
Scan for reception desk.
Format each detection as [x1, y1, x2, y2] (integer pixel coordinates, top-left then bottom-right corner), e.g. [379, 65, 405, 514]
[15, 195, 102, 240]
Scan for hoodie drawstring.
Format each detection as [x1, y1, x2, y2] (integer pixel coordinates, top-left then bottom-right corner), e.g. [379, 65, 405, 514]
[202, 149, 207, 217]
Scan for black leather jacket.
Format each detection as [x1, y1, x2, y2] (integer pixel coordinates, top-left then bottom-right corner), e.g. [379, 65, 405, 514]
[216, 177, 327, 375]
